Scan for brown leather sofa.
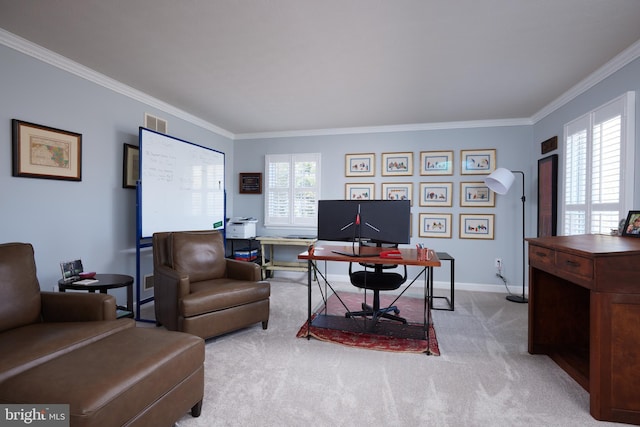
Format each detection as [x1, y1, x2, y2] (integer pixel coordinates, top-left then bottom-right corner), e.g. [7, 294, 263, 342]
[153, 230, 270, 340]
[0, 242, 205, 427]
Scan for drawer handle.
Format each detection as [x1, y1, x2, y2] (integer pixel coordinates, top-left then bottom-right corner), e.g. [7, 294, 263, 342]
[535, 251, 548, 257]
[565, 260, 580, 267]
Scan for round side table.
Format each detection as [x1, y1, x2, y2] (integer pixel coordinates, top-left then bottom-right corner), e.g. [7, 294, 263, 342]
[58, 274, 134, 318]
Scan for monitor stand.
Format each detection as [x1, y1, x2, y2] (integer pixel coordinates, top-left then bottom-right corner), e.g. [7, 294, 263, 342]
[331, 240, 368, 257]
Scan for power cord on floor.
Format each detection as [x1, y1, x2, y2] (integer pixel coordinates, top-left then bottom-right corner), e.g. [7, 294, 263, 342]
[496, 267, 516, 297]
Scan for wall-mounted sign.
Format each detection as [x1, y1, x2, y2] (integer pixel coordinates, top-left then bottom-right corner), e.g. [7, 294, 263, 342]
[541, 136, 558, 154]
[239, 172, 262, 194]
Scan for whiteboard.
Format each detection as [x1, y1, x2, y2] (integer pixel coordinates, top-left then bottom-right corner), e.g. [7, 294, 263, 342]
[138, 128, 225, 238]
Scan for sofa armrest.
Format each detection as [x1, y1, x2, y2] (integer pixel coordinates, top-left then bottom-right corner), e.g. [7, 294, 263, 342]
[225, 258, 262, 281]
[40, 291, 117, 322]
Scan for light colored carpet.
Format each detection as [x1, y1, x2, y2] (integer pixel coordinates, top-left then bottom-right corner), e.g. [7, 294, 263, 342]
[162, 277, 622, 427]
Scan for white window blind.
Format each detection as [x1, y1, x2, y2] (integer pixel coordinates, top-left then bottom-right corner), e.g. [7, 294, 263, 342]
[562, 92, 635, 235]
[264, 153, 321, 228]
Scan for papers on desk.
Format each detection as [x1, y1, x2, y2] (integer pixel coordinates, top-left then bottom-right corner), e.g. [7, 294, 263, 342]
[73, 279, 99, 285]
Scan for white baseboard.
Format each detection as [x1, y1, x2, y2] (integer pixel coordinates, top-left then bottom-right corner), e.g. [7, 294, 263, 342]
[268, 270, 527, 296]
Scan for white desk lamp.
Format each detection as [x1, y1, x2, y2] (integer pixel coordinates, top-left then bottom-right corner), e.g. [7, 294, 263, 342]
[484, 168, 527, 303]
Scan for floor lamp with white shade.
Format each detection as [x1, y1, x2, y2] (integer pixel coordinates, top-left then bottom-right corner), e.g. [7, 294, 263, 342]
[484, 168, 527, 303]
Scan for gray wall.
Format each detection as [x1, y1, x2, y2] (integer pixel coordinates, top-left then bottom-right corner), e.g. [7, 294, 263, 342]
[234, 125, 533, 288]
[0, 45, 234, 304]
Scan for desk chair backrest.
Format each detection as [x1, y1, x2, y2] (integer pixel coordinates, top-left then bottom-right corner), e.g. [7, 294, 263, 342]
[349, 242, 406, 277]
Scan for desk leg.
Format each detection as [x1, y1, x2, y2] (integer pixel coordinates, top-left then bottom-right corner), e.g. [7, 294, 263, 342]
[307, 259, 313, 339]
[429, 267, 433, 344]
[450, 258, 455, 310]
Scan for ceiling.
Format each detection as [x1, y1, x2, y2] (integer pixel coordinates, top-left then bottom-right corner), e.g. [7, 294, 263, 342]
[1, 1, 640, 138]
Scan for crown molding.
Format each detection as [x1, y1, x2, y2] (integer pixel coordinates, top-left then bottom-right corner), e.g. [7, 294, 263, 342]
[233, 118, 532, 140]
[0, 28, 234, 140]
[531, 38, 640, 124]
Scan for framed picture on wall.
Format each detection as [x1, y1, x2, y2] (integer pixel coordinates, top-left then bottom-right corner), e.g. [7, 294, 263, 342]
[382, 152, 413, 176]
[239, 172, 262, 194]
[420, 150, 453, 175]
[382, 182, 413, 204]
[345, 153, 375, 177]
[419, 182, 453, 207]
[460, 181, 495, 207]
[345, 183, 375, 200]
[12, 119, 82, 181]
[460, 149, 496, 175]
[459, 214, 495, 239]
[123, 143, 139, 189]
[418, 213, 452, 238]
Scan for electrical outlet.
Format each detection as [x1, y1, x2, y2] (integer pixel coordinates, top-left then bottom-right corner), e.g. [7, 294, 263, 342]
[494, 258, 503, 269]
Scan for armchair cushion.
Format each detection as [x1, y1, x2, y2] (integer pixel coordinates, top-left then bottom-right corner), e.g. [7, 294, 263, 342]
[170, 231, 226, 282]
[0, 319, 134, 382]
[184, 279, 270, 317]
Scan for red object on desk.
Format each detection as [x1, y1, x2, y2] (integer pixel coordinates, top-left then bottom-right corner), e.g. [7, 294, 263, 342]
[379, 250, 402, 259]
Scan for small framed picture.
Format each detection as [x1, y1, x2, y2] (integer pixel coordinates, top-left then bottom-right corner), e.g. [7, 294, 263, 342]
[123, 143, 139, 189]
[460, 149, 496, 175]
[345, 153, 375, 177]
[382, 152, 413, 176]
[419, 213, 452, 238]
[460, 214, 495, 239]
[622, 210, 640, 237]
[345, 183, 375, 200]
[60, 259, 84, 282]
[420, 151, 453, 175]
[419, 182, 453, 207]
[382, 182, 413, 204]
[239, 172, 263, 194]
[460, 182, 495, 207]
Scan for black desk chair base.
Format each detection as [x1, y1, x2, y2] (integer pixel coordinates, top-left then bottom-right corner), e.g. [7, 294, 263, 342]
[345, 288, 408, 325]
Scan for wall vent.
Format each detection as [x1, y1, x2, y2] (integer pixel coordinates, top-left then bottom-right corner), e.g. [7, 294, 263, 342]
[144, 113, 168, 134]
[143, 274, 154, 291]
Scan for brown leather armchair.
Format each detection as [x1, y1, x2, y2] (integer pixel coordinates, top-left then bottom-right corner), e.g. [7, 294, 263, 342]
[153, 230, 270, 340]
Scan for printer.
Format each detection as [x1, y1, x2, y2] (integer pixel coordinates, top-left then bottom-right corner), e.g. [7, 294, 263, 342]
[226, 217, 258, 239]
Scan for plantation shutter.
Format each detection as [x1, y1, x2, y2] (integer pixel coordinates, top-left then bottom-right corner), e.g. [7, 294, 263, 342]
[265, 153, 320, 228]
[562, 92, 634, 235]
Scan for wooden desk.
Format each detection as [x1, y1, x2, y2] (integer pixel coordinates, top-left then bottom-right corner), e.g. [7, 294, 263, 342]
[298, 245, 441, 341]
[526, 235, 640, 424]
[256, 236, 316, 278]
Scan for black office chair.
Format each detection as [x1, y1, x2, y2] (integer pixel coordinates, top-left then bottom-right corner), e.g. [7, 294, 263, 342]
[345, 242, 408, 325]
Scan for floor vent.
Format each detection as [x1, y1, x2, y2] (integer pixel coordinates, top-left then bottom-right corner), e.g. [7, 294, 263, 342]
[144, 113, 167, 134]
[143, 274, 154, 291]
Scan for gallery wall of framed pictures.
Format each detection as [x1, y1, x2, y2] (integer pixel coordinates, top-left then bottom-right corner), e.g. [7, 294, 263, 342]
[343, 149, 498, 240]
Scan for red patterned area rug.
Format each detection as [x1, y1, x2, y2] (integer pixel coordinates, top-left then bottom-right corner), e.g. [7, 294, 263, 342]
[296, 292, 440, 356]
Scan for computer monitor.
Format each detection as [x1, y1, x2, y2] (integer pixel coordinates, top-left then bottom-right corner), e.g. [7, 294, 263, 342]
[317, 200, 411, 246]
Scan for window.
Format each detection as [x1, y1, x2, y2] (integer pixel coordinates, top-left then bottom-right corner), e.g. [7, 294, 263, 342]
[562, 92, 635, 235]
[264, 153, 321, 228]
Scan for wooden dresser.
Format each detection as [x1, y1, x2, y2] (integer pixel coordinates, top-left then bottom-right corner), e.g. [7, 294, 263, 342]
[526, 234, 640, 424]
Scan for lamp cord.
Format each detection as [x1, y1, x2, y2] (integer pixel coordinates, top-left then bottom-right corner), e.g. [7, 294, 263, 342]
[496, 272, 517, 296]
